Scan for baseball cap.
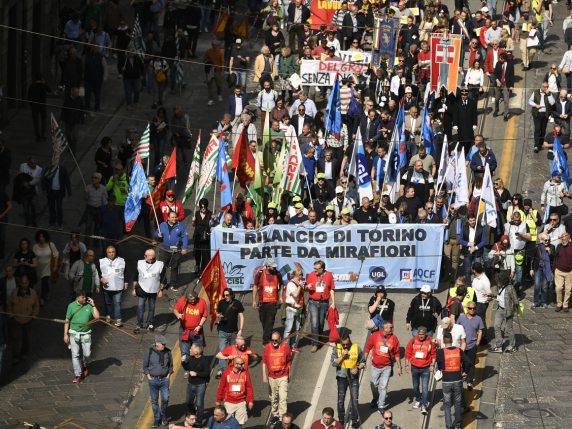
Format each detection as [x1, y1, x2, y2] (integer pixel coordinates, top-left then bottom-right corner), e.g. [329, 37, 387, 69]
[376, 285, 386, 294]
[553, 171, 563, 177]
[115, 164, 124, 170]
[266, 258, 278, 267]
[481, 6, 489, 12]
[293, 196, 302, 202]
[503, 11, 510, 16]
[382, 191, 390, 196]
[108, 194, 117, 201]
[523, 198, 532, 206]
[328, 46, 336, 52]
[295, 203, 304, 209]
[236, 38, 243, 44]
[341, 207, 350, 215]
[405, 86, 412, 94]
[417, 326, 428, 333]
[388, 213, 397, 224]
[335, 186, 343, 193]
[420, 284, 432, 293]
[441, 317, 451, 329]
[166, 190, 175, 196]
[317, 173, 326, 179]
[326, 205, 334, 212]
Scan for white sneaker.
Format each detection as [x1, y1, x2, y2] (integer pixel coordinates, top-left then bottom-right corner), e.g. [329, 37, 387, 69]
[413, 401, 421, 409]
[549, 117, 554, 122]
[207, 100, 214, 106]
[421, 406, 428, 415]
[118, 74, 122, 79]
[491, 97, 495, 103]
[218, 95, 223, 102]
[113, 53, 118, 59]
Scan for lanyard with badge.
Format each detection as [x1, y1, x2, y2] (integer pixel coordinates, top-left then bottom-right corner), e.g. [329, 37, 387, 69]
[415, 338, 427, 359]
[231, 371, 243, 392]
[144, 262, 156, 279]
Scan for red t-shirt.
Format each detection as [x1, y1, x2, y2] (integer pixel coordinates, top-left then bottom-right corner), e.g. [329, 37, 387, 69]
[174, 297, 208, 330]
[310, 420, 344, 429]
[306, 271, 335, 301]
[262, 342, 292, 378]
[221, 345, 256, 370]
[365, 332, 401, 368]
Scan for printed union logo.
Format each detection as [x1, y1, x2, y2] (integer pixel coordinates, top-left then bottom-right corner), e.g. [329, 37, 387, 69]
[400, 269, 413, 282]
[223, 262, 246, 286]
[369, 267, 387, 283]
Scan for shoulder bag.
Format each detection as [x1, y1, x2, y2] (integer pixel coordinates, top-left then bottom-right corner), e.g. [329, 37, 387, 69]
[380, 334, 395, 377]
[155, 63, 166, 83]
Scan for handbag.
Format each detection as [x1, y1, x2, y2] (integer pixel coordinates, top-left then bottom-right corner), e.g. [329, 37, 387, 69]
[154, 62, 166, 82]
[563, 66, 570, 74]
[364, 299, 386, 331]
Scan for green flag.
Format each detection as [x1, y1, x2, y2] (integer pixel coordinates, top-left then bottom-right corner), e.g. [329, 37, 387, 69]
[45, 113, 70, 180]
[128, 123, 151, 165]
[182, 131, 201, 205]
[132, 14, 146, 61]
[253, 135, 264, 219]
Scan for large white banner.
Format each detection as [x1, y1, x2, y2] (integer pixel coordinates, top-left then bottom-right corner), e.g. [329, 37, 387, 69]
[300, 60, 370, 86]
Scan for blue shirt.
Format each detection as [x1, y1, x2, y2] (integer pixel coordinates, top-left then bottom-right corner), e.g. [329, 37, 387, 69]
[289, 214, 309, 225]
[149, 0, 165, 13]
[100, 204, 124, 235]
[88, 31, 112, 53]
[302, 156, 317, 187]
[64, 20, 82, 39]
[457, 313, 484, 350]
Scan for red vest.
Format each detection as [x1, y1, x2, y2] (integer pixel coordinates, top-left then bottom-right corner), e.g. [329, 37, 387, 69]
[225, 370, 248, 398]
[443, 347, 461, 372]
[409, 337, 433, 367]
[257, 271, 279, 303]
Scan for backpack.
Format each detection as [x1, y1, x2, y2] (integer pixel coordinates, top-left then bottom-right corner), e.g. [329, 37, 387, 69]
[347, 88, 361, 119]
[442, 297, 464, 318]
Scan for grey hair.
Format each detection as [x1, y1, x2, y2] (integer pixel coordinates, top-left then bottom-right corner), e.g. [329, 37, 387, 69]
[173, 105, 182, 112]
[214, 406, 227, 416]
[350, 5, 357, 11]
[324, 148, 333, 155]
[418, 209, 427, 217]
[304, 145, 315, 155]
[93, 172, 102, 179]
[261, 45, 269, 54]
[410, 44, 417, 50]
[241, 113, 251, 121]
[191, 343, 204, 354]
[69, 48, 77, 54]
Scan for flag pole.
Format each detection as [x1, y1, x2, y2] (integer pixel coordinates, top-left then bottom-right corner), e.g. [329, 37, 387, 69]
[436, 143, 459, 197]
[147, 184, 161, 227]
[67, 149, 87, 188]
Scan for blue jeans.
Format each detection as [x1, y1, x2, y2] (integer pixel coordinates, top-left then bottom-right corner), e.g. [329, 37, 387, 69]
[146, 68, 155, 91]
[283, 307, 301, 347]
[218, 330, 237, 370]
[124, 78, 141, 106]
[103, 289, 123, 320]
[152, 13, 161, 45]
[235, 71, 247, 89]
[443, 380, 463, 429]
[200, 5, 212, 31]
[566, 73, 572, 94]
[308, 299, 329, 346]
[464, 254, 481, 286]
[23, 196, 37, 224]
[486, 0, 498, 17]
[406, 142, 419, 162]
[514, 263, 523, 294]
[370, 365, 391, 409]
[152, 135, 167, 166]
[411, 365, 430, 405]
[47, 190, 64, 226]
[179, 326, 204, 373]
[69, 331, 91, 376]
[468, 87, 479, 101]
[186, 382, 206, 423]
[337, 376, 359, 424]
[534, 269, 549, 305]
[84, 80, 102, 110]
[137, 295, 156, 328]
[411, 328, 434, 338]
[149, 377, 170, 423]
[166, 59, 176, 90]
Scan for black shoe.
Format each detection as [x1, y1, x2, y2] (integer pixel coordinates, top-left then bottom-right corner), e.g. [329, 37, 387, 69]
[493, 111, 499, 117]
[351, 422, 360, 429]
[467, 383, 473, 391]
[270, 416, 279, 424]
[461, 407, 471, 414]
[134, 327, 141, 334]
[504, 115, 509, 122]
[533, 147, 539, 153]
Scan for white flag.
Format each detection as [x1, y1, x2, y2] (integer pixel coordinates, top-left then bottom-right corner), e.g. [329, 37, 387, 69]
[454, 147, 469, 209]
[347, 128, 361, 179]
[481, 164, 498, 227]
[444, 143, 459, 192]
[278, 129, 306, 196]
[436, 134, 449, 186]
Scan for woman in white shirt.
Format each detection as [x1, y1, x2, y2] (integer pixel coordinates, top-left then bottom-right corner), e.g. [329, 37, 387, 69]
[465, 59, 484, 102]
[283, 268, 305, 353]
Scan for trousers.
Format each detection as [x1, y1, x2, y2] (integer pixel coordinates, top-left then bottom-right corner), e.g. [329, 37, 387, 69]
[555, 268, 572, 308]
[31, 108, 47, 138]
[259, 302, 278, 345]
[494, 306, 515, 348]
[494, 83, 510, 117]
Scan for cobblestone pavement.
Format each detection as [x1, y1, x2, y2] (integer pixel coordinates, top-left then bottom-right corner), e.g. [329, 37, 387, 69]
[493, 2, 572, 426]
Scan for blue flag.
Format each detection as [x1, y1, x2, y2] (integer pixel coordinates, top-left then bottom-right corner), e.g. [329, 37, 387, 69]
[124, 153, 149, 232]
[422, 103, 435, 156]
[325, 74, 342, 140]
[552, 136, 571, 188]
[216, 139, 233, 208]
[396, 106, 407, 170]
[356, 134, 374, 200]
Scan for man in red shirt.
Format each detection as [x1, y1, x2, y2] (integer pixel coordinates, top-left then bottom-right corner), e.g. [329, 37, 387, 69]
[305, 260, 336, 353]
[216, 357, 254, 425]
[215, 336, 259, 371]
[173, 291, 208, 377]
[252, 258, 284, 345]
[404, 326, 436, 415]
[365, 320, 402, 415]
[262, 331, 292, 424]
[309, 407, 343, 429]
[159, 190, 185, 222]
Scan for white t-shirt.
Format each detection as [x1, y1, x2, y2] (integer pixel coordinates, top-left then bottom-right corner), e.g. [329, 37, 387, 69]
[435, 324, 466, 348]
[6, 278, 17, 301]
[285, 280, 303, 307]
[472, 274, 492, 303]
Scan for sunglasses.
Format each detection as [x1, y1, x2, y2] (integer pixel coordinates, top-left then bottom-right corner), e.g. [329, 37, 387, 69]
[467, 307, 476, 310]
[384, 417, 392, 420]
[223, 293, 230, 297]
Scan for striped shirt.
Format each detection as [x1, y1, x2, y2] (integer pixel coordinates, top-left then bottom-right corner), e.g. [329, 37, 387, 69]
[330, 9, 348, 29]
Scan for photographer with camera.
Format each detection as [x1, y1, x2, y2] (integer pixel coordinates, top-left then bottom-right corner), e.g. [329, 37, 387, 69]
[64, 289, 100, 383]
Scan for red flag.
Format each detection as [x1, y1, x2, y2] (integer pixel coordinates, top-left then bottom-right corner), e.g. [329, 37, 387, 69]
[201, 249, 227, 331]
[146, 147, 177, 213]
[231, 129, 256, 188]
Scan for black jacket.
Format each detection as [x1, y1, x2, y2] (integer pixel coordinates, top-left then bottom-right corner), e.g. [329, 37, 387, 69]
[12, 173, 36, 203]
[317, 158, 340, 178]
[181, 354, 210, 385]
[405, 293, 442, 333]
[60, 96, 86, 125]
[287, 3, 311, 24]
[400, 24, 419, 49]
[184, 4, 202, 28]
[41, 165, 72, 197]
[123, 56, 145, 80]
[0, 148, 12, 185]
[342, 13, 359, 40]
[64, 57, 84, 83]
[531, 243, 556, 272]
[353, 206, 378, 223]
[27, 83, 51, 108]
[493, 61, 514, 88]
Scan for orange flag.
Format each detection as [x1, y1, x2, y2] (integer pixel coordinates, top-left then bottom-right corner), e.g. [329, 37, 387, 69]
[212, 11, 230, 35]
[146, 147, 177, 216]
[201, 249, 227, 331]
[230, 129, 255, 188]
[236, 17, 248, 39]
